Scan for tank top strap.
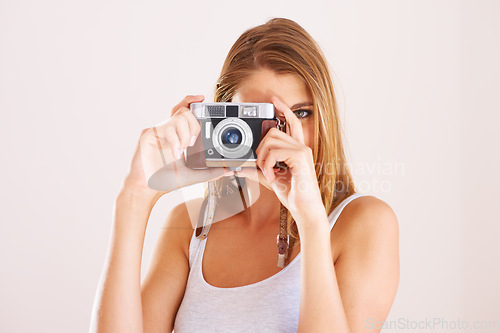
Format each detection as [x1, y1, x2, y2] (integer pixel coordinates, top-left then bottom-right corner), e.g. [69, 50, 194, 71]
[187, 229, 203, 269]
[328, 193, 368, 230]
[186, 192, 368, 268]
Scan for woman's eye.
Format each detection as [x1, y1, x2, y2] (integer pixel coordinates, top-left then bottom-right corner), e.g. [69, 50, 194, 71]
[293, 109, 312, 119]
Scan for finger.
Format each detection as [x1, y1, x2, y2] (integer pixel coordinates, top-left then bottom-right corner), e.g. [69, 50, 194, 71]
[255, 168, 273, 190]
[259, 148, 297, 183]
[175, 117, 191, 149]
[256, 127, 297, 156]
[171, 107, 201, 148]
[171, 94, 205, 116]
[256, 136, 295, 168]
[162, 124, 181, 159]
[237, 167, 273, 191]
[175, 107, 201, 144]
[176, 106, 191, 115]
[182, 111, 202, 146]
[271, 96, 305, 145]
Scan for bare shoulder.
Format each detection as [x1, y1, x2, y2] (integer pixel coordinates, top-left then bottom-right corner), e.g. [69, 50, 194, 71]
[331, 197, 400, 329]
[163, 197, 205, 259]
[332, 195, 399, 256]
[141, 197, 205, 332]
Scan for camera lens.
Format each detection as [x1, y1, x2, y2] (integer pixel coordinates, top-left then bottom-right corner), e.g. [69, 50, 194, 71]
[221, 127, 242, 148]
[212, 118, 253, 159]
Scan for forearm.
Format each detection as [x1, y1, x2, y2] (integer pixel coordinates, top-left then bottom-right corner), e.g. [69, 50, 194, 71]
[297, 211, 351, 333]
[89, 189, 159, 333]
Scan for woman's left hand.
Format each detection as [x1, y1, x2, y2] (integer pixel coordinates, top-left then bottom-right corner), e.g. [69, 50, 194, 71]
[255, 96, 325, 226]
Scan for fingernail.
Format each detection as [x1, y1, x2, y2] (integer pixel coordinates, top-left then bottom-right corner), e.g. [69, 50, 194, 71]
[262, 169, 268, 180]
[189, 135, 197, 146]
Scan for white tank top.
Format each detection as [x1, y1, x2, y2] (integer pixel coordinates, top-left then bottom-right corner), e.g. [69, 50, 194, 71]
[173, 192, 367, 332]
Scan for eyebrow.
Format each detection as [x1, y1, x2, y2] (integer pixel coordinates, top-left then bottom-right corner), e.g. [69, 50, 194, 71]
[290, 102, 314, 110]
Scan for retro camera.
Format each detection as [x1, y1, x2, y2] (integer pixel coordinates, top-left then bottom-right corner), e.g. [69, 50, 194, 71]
[185, 102, 286, 171]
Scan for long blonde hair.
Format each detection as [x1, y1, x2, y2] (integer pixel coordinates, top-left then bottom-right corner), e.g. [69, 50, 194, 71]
[213, 18, 357, 244]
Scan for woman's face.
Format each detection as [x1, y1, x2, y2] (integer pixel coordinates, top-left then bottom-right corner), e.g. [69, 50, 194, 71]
[231, 68, 315, 150]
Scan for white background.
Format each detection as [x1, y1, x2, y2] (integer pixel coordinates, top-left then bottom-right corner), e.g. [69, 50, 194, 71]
[1, 0, 499, 332]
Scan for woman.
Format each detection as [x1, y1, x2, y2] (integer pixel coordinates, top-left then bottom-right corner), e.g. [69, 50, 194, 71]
[90, 18, 399, 333]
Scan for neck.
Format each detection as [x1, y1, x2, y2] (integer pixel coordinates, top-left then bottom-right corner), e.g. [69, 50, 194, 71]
[238, 177, 281, 230]
[213, 176, 281, 231]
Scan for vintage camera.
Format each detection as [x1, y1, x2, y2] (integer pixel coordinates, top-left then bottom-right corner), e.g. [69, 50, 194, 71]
[185, 102, 286, 171]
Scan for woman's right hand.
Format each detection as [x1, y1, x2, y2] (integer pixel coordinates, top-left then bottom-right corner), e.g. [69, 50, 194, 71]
[120, 95, 233, 202]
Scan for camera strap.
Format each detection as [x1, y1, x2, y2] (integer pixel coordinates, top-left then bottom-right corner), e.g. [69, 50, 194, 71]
[277, 203, 297, 268]
[196, 178, 295, 268]
[195, 180, 217, 240]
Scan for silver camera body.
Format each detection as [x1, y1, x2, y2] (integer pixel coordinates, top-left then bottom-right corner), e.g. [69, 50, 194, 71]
[185, 102, 284, 171]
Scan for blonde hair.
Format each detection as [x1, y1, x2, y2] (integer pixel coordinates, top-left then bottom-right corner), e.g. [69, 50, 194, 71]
[213, 18, 357, 244]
